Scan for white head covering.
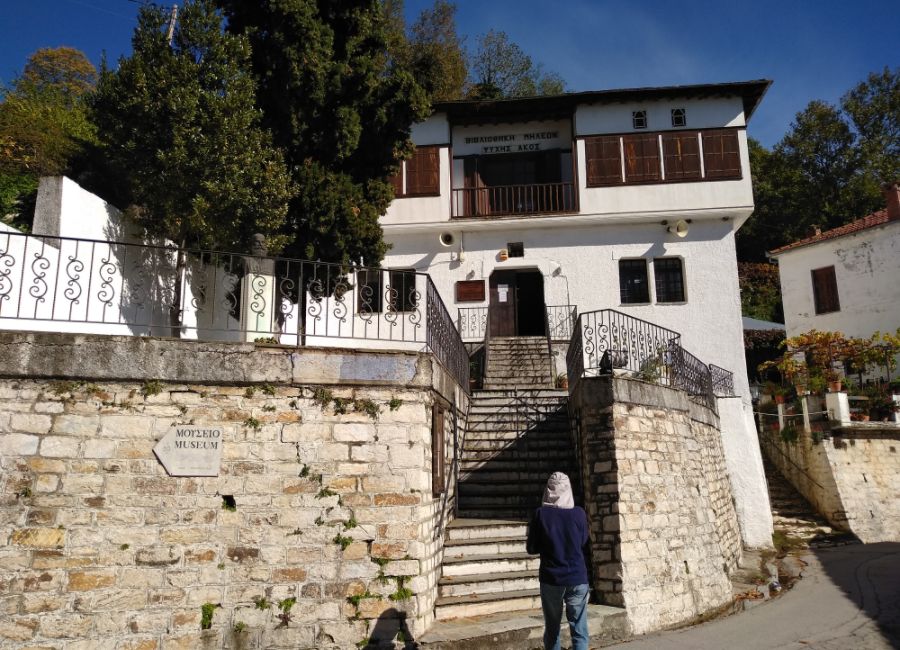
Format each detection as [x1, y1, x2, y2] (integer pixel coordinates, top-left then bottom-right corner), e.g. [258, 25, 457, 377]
[542, 472, 575, 509]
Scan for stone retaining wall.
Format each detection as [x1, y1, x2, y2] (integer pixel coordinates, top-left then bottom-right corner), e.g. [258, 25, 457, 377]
[570, 376, 742, 635]
[759, 424, 900, 543]
[0, 332, 468, 649]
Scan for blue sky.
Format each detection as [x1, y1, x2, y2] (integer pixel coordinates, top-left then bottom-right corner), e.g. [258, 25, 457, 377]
[1, 0, 896, 147]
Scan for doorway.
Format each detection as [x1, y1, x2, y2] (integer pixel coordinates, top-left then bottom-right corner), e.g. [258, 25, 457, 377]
[488, 269, 546, 337]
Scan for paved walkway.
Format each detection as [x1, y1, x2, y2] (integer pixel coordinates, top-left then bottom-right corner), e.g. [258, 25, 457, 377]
[608, 543, 900, 650]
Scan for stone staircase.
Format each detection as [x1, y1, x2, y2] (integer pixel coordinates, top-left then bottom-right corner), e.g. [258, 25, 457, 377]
[432, 336, 580, 625]
[483, 336, 554, 389]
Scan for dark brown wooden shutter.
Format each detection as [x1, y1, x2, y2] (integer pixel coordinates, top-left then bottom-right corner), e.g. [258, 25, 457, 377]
[406, 146, 440, 195]
[702, 129, 742, 179]
[622, 134, 661, 182]
[584, 136, 622, 186]
[662, 132, 701, 180]
[389, 169, 403, 197]
[812, 266, 840, 314]
[455, 280, 485, 302]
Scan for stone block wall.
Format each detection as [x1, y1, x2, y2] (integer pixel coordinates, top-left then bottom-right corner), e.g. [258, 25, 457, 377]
[0, 332, 468, 649]
[570, 376, 742, 635]
[759, 425, 900, 543]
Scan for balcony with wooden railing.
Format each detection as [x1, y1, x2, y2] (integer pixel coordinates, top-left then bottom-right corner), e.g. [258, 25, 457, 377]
[451, 182, 576, 218]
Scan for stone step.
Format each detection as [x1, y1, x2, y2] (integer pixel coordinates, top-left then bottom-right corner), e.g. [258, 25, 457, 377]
[461, 450, 575, 463]
[445, 518, 528, 542]
[459, 470, 575, 482]
[458, 495, 546, 509]
[458, 479, 559, 494]
[441, 552, 538, 577]
[463, 437, 572, 449]
[433, 589, 543, 621]
[457, 508, 536, 520]
[460, 458, 576, 470]
[419, 605, 629, 648]
[438, 570, 539, 598]
[470, 389, 567, 399]
[443, 536, 527, 557]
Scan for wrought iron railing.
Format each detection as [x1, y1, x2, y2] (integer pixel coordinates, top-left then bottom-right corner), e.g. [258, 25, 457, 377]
[709, 364, 735, 397]
[670, 346, 716, 411]
[457, 304, 576, 343]
[457, 306, 488, 341]
[569, 309, 724, 412]
[452, 182, 576, 218]
[546, 304, 577, 342]
[0, 231, 469, 391]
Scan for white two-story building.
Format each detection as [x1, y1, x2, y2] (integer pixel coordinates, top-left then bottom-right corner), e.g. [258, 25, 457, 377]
[380, 80, 774, 546]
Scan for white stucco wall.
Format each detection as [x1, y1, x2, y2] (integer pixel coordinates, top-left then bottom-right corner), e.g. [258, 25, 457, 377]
[775, 221, 900, 341]
[32, 176, 141, 243]
[574, 96, 746, 136]
[382, 146, 452, 225]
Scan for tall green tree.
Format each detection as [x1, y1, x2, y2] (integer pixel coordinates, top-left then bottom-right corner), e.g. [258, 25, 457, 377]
[468, 29, 565, 99]
[406, 0, 468, 102]
[0, 47, 98, 226]
[220, 0, 429, 267]
[90, 0, 291, 253]
[91, 0, 292, 332]
[842, 66, 900, 189]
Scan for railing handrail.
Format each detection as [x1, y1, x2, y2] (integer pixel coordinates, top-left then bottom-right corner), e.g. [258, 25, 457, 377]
[453, 181, 575, 191]
[0, 230, 470, 392]
[569, 308, 723, 413]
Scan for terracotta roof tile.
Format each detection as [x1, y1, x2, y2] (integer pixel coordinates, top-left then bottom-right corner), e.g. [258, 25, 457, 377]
[769, 209, 892, 255]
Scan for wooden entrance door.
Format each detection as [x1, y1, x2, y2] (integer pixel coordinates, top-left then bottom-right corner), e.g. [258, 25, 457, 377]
[488, 271, 517, 337]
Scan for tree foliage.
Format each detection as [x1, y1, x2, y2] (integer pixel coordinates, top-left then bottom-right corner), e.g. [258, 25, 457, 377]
[220, 0, 429, 266]
[90, 0, 291, 252]
[0, 47, 98, 225]
[468, 29, 565, 99]
[738, 262, 783, 323]
[738, 67, 899, 261]
[404, 0, 468, 102]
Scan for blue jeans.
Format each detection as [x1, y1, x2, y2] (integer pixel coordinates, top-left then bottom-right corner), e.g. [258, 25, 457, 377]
[540, 582, 589, 650]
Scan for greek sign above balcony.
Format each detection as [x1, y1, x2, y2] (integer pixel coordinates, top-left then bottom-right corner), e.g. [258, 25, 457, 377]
[452, 120, 572, 156]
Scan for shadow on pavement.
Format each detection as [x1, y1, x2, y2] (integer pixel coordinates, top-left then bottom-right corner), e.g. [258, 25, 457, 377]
[811, 542, 900, 647]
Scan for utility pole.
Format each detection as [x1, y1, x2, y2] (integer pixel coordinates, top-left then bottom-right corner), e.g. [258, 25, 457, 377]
[166, 5, 178, 45]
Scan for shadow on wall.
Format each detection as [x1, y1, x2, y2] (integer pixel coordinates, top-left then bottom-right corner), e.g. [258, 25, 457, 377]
[365, 609, 416, 649]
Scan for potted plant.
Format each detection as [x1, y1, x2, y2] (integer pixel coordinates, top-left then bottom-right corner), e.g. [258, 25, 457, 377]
[556, 372, 569, 390]
[863, 384, 900, 421]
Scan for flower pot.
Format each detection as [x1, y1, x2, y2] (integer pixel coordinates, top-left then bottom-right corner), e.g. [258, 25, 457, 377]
[774, 395, 785, 404]
[828, 380, 842, 393]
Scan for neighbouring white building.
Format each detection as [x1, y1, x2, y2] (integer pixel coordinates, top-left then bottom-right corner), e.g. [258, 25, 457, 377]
[381, 80, 774, 547]
[769, 182, 900, 346]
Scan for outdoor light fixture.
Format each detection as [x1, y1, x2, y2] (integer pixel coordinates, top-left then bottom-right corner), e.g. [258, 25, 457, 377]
[499, 249, 509, 261]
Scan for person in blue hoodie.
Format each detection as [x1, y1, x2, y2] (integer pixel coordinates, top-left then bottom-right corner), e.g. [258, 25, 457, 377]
[526, 471, 590, 650]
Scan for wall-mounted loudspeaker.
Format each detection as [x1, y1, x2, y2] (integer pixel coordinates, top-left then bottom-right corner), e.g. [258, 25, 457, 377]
[667, 219, 690, 238]
[438, 232, 455, 247]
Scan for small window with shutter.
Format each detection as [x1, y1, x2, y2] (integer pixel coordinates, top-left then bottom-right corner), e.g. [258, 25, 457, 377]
[811, 266, 840, 314]
[702, 130, 741, 180]
[405, 146, 441, 196]
[632, 110, 647, 129]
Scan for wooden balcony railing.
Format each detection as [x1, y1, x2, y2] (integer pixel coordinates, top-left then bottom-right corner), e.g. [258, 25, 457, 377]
[452, 182, 576, 218]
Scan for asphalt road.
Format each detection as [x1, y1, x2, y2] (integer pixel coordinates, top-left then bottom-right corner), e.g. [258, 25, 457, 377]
[608, 543, 900, 650]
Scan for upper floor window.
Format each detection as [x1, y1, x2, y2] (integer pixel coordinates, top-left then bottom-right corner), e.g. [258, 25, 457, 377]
[654, 258, 685, 303]
[585, 136, 623, 186]
[388, 269, 418, 312]
[583, 127, 742, 186]
[671, 108, 686, 127]
[702, 130, 741, 180]
[632, 110, 648, 129]
[390, 146, 440, 198]
[357, 269, 383, 313]
[623, 134, 661, 183]
[619, 259, 650, 304]
[811, 266, 840, 314]
[662, 132, 701, 181]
